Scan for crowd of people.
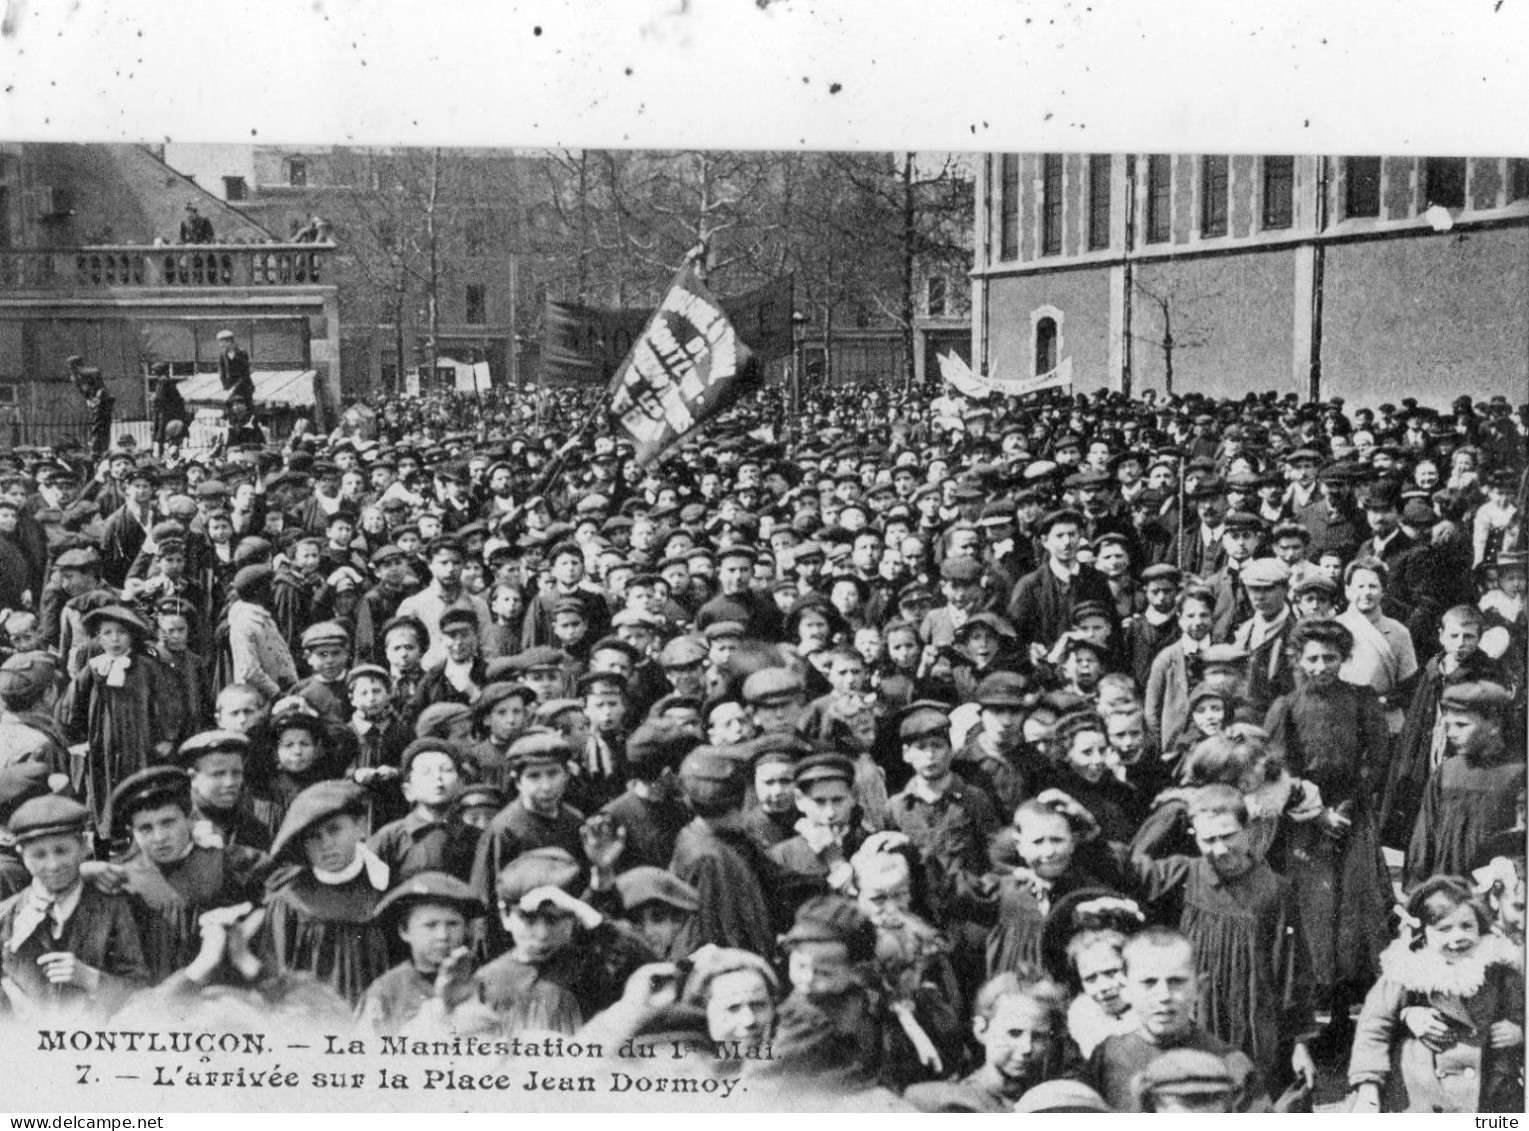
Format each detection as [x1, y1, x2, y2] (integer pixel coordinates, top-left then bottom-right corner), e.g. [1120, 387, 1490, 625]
[0, 375, 1523, 1114]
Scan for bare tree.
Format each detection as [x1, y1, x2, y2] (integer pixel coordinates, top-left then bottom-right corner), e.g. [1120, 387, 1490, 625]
[1130, 269, 1225, 396]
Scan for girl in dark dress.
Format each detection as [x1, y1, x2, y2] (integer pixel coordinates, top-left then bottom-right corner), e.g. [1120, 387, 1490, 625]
[1263, 617, 1392, 1052]
[57, 605, 184, 835]
[257, 779, 392, 1006]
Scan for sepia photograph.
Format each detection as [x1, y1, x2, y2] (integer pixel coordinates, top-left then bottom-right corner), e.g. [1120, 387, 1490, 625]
[0, 0, 1525, 1118]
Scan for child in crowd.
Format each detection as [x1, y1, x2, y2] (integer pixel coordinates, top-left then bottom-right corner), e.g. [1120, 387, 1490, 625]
[1347, 876, 1524, 1113]
[367, 738, 480, 884]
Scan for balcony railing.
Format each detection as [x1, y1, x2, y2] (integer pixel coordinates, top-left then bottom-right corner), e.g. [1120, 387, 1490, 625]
[0, 243, 335, 291]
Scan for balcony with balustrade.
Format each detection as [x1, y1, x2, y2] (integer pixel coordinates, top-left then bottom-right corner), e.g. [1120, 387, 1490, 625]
[0, 242, 336, 294]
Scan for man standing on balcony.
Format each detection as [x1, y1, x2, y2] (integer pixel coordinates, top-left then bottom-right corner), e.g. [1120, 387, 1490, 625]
[217, 330, 254, 406]
[68, 355, 115, 461]
[179, 201, 215, 244]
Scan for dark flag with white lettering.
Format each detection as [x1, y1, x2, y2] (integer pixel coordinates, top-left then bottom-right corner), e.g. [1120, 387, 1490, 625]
[607, 260, 758, 467]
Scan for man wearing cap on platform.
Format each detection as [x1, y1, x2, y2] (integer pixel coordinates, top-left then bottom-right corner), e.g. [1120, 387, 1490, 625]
[1006, 507, 1116, 659]
[1403, 681, 1524, 886]
[356, 871, 484, 1036]
[670, 745, 783, 958]
[468, 729, 586, 957]
[216, 329, 254, 406]
[1226, 558, 1295, 717]
[0, 794, 149, 1016]
[101, 764, 268, 984]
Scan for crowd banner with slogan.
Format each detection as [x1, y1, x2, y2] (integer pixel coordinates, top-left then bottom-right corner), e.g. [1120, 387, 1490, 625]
[938, 352, 1074, 398]
[607, 260, 758, 467]
[723, 274, 795, 360]
[543, 300, 651, 385]
[544, 275, 792, 385]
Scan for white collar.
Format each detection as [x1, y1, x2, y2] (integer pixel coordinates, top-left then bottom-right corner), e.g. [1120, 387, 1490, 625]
[1144, 606, 1173, 627]
[312, 844, 390, 890]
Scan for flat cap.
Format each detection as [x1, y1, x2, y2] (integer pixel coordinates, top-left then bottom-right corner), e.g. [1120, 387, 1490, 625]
[953, 611, 1016, 639]
[1239, 558, 1291, 587]
[440, 607, 482, 633]
[54, 547, 100, 570]
[511, 645, 566, 672]
[1440, 681, 1515, 717]
[741, 666, 806, 706]
[1136, 1048, 1237, 1097]
[939, 556, 984, 584]
[300, 620, 351, 650]
[0, 651, 58, 699]
[625, 719, 704, 772]
[703, 620, 747, 641]
[898, 700, 952, 743]
[974, 671, 1032, 708]
[373, 871, 484, 921]
[399, 736, 467, 777]
[0, 763, 52, 822]
[496, 846, 583, 904]
[505, 728, 573, 771]
[658, 635, 708, 668]
[1293, 573, 1340, 599]
[614, 866, 700, 913]
[794, 752, 856, 789]
[1200, 643, 1249, 666]
[8, 794, 91, 843]
[270, 780, 369, 862]
[1140, 563, 1182, 585]
[176, 729, 251, 766]
[108, 765, 191, 835]
[1220, 510, 1264, 534]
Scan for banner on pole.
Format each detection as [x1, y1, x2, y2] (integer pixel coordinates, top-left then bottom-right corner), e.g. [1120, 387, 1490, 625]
[544, 275, 793, 386]
[608, 261, 757, 466]
[938, 352, 1073, 398]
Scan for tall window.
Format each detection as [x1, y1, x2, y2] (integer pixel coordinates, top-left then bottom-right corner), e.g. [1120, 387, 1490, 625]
[1041, 154, 1064, 256]
[1035, 316, 1058, 376]
[926, 275, 946, 317]
[1200, 155, 1229, 238]
[999, 155, 1020, 260]
[1262, 156, 1294, 229]
[465, 284, 487, 325]
[1146, 155, 1172, 244]
[287, 158, 308, 187]
[1345, 157, 1381, 218]
[1424, 157, 1467, 210]
[1087, 154, 1111, 250]
[223, 176, 247, 202]
[1512, 159, 1529, 202]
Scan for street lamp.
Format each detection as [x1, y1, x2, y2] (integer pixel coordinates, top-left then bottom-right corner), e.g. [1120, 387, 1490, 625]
[790, 310, 807, 424]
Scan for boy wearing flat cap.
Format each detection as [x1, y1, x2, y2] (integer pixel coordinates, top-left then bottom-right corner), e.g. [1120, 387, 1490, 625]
[412, 607, 489, 713]
[256, 779, 392, 1004]
[670, 746, 784, 958]
[594, 718, 699, 871]
[357, 871, 484, 1036]
[0, 794, 150, 1016]
[768, 753, 872, 918]
[101, 765, 268, 983]
[468, 730, 586, 957]
[461, 847, 647, 1034]
[367, 738, 481, 885]
[0, 650, 69, 778]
